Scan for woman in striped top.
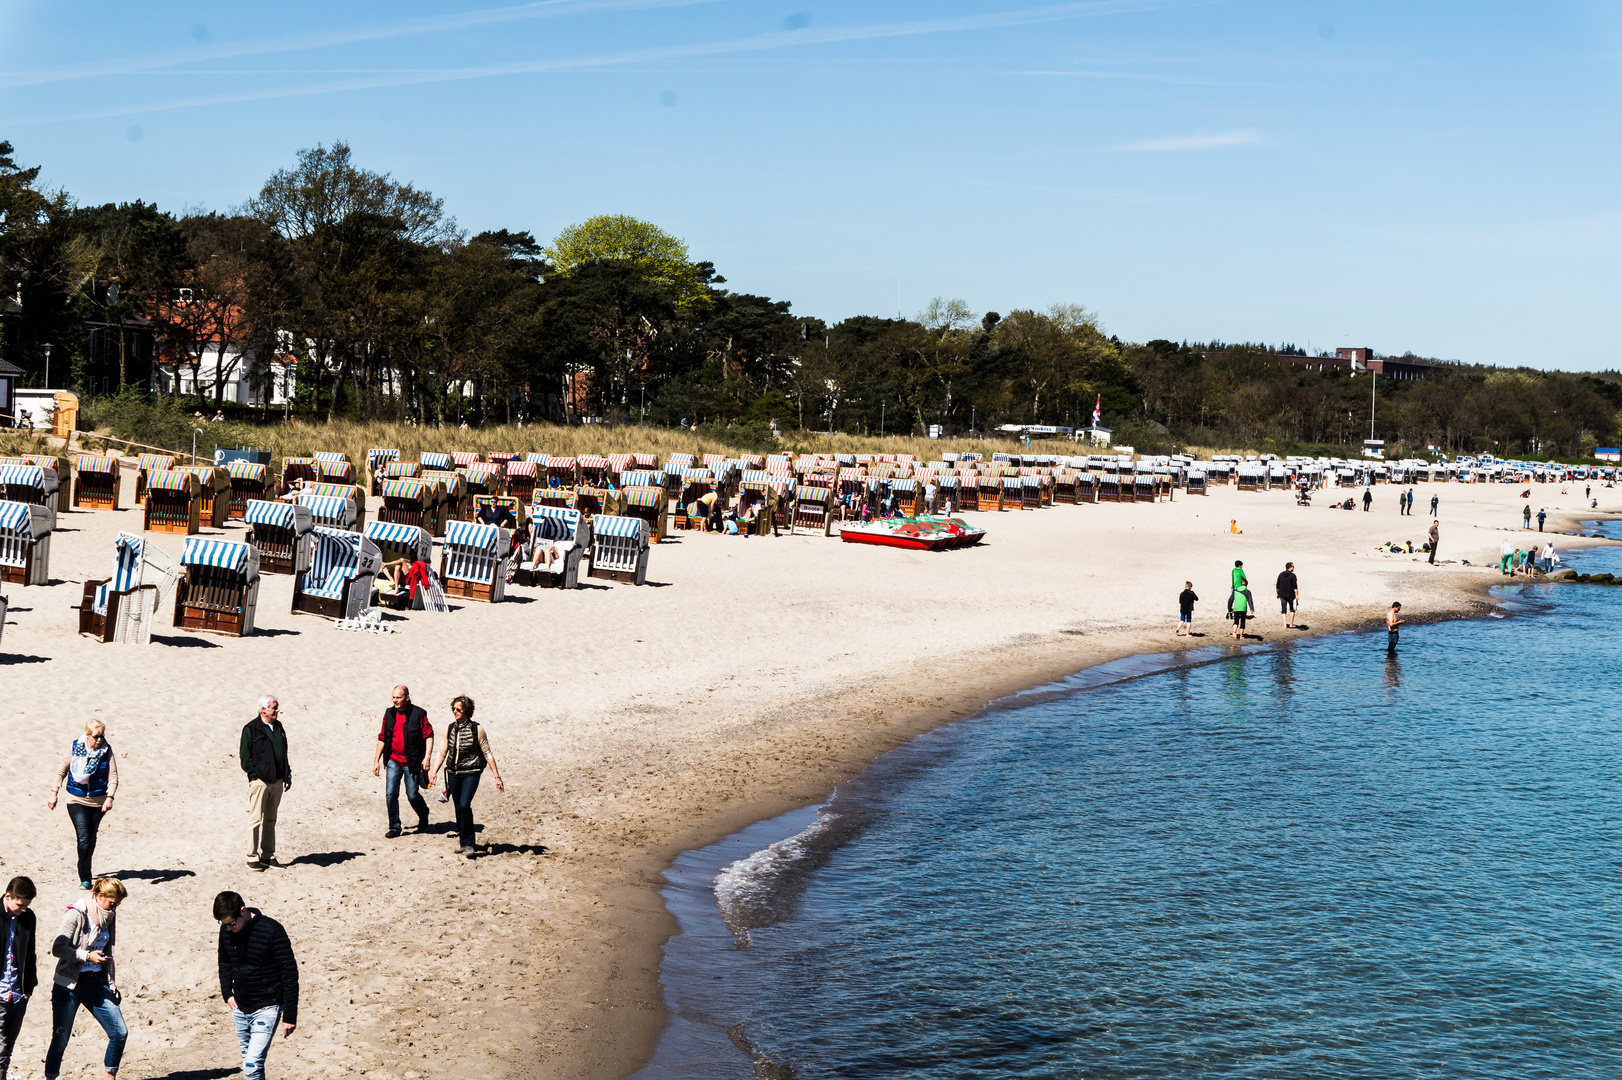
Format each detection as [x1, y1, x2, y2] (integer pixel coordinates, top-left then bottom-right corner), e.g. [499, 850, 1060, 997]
[428, 696, 504, 857]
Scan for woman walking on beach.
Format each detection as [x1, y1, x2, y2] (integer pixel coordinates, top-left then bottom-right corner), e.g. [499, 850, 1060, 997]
[45, 878, 128, 1080]
[429, 696, 505, 857]
[46, 722, 119, 890]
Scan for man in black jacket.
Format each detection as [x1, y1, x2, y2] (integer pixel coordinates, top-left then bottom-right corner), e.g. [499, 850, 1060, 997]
[0, 877, 38, 1080]
[214, 891, 298, 1080]
[371, 684, 435, 838]
[240, 695, 293, 871]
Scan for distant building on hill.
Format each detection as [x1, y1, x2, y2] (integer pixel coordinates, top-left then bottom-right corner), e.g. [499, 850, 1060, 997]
[1211, 345, 1436, 381]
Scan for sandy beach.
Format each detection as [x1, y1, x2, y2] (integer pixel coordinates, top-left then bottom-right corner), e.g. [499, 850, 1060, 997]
[2, 466, 1617, 1079]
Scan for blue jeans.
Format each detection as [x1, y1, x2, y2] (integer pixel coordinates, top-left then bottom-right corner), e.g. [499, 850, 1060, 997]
[447, 771, 482, 849]
[232, 1004, 281, 1080]
[385, 759, 428, 832]
[45, 973, 126, 1077]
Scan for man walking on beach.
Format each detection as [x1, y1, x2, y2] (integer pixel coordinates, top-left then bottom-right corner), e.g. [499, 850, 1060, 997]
[1537, 508, 1547, 532]
[1276, 562, 1299, 629]
[1428, 520, 1440, 565]
[241, 696, 292, 872]
[1430, 493, 1439, 517]
[215, 891, 298, 1080]
[372, 685, 435, 838]
[1362, 488, 1373, 512]
[1386, 602, 1405, 654]
[0, 877, 38, 1080]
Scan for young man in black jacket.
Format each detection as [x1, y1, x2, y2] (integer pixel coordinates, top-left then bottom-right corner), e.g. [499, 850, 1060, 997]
[0, 877, 38, 1080]
[240, 696, 292, 871]
[215, 891, 298, 1080]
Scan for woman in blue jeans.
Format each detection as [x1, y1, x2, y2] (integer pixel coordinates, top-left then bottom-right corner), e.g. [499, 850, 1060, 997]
[46, 877, 128, 1080]
[429, 696, 504, 857]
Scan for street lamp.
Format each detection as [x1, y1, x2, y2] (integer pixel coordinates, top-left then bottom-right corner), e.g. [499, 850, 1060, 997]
[880, 400, 886, 437]
[42, 343, 52, 389]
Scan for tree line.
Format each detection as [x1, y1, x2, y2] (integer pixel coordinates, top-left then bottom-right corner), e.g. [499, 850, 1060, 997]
[2, 139, 1618, 458]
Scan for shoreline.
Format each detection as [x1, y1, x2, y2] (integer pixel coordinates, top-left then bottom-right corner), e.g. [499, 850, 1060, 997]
[611, 515, 1621, 1080]
[4, 473, 1619, 1080]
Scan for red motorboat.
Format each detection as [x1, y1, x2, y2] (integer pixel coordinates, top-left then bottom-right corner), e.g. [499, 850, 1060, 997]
[838, 515, 986, 551]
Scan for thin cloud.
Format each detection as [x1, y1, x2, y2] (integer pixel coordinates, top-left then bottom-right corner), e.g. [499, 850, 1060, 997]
[9, 0, 1194, 125]
[0, 0, 723, 91]
[1010, 69, 1249, 86]
[1119, 130, 1263, 151]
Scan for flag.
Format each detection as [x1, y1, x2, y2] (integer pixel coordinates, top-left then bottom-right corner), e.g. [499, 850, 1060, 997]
[1091, 395, 1101, 427]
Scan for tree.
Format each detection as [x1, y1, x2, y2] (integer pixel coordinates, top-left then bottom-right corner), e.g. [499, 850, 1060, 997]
[246, 141, 458, 419]
[545, 215, 716, 317]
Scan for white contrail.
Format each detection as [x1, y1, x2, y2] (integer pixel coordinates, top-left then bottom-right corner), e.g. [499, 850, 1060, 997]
[9, 0, 1193, 124]
[0, 0, 724, 90]
[1119, 130, 1263, 151]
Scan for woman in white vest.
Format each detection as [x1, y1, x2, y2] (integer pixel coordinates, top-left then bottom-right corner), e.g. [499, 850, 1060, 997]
[47, 722, 120, 890]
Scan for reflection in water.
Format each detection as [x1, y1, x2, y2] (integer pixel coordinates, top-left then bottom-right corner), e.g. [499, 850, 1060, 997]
[1383, 653, 1402, 692]
[1271, 644, 1296, 700]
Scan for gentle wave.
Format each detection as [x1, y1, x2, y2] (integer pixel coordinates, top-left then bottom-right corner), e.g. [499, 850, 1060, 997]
[713, 809, 846, 945]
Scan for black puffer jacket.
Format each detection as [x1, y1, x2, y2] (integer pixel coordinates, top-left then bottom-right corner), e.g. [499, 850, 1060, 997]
[218, 909, 299, 1023]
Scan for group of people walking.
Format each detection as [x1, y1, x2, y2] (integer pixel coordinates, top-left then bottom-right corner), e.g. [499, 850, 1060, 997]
[4, 683, 504, 1079]
[1175, 559, 1303, 640]
[1, 875, 297, 1080]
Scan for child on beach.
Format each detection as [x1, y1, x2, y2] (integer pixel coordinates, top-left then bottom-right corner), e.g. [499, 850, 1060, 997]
[1177, 583, 1198, 636]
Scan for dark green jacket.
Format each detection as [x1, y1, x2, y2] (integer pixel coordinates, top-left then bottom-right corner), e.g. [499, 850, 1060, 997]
[240, 719, 290, 784]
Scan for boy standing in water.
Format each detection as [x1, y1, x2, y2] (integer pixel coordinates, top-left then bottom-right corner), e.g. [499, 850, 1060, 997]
[1386, 603, 1405, 653]
[1177, 582, 1198, 636]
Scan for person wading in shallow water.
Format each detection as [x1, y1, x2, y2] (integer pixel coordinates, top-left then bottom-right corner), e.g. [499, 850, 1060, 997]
[1386, 603, 1405, 654]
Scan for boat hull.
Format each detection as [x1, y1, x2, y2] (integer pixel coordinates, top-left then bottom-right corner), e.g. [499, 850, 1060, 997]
[838, 517, 986, 551]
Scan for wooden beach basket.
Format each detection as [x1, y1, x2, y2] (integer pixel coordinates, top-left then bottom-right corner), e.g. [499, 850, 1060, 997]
[226, 460, 270, 519]
[73, 454, 121, 510]
[175, 465, 232, 527]
[366, 449, 400, 494]
[78, 531, 179, 644]
[134, 454, 175, 506]
[503, 460, 538, 504]
[0, 499, 53, 586]
[517, 505, 587, 589]
[588, 514, 649, 585]
[174, 537, 260, 637]
[292, 526, 381, 620]
[143, 470, 202, 535]
[244, 498, 314, 576]
[440, 519, 508, 603]
[791, 483, 834, 536]
[620, 484, 667, 543]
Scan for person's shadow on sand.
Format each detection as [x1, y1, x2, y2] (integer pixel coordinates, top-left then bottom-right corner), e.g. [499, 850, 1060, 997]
[288, 851, 365, 867]
[147, 1069, 237, 1079]
[471, 842, 548, 860]
[109, 869, 196, 885]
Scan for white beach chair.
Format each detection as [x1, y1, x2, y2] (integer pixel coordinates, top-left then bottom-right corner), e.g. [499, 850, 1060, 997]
[293, 526, 382, 620]
[0, 498, 54, 587]
[588, 514, 650, 585]
[520, 506, 587, 589]
[440, 519, 508, 603]
[79, 531, 180, 644]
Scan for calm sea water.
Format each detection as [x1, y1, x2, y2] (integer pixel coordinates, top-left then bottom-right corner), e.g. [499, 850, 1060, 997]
[635, 527, 1622, 1080]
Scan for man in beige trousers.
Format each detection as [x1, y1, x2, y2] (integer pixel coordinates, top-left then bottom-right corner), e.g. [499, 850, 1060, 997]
[240, 695, 293, 871]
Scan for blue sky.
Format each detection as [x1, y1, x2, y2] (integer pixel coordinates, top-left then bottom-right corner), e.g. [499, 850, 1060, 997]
[3, 1, 1619, 368]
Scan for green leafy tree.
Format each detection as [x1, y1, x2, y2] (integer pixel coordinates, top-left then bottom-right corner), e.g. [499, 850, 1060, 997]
[545, 215, 716, 317]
